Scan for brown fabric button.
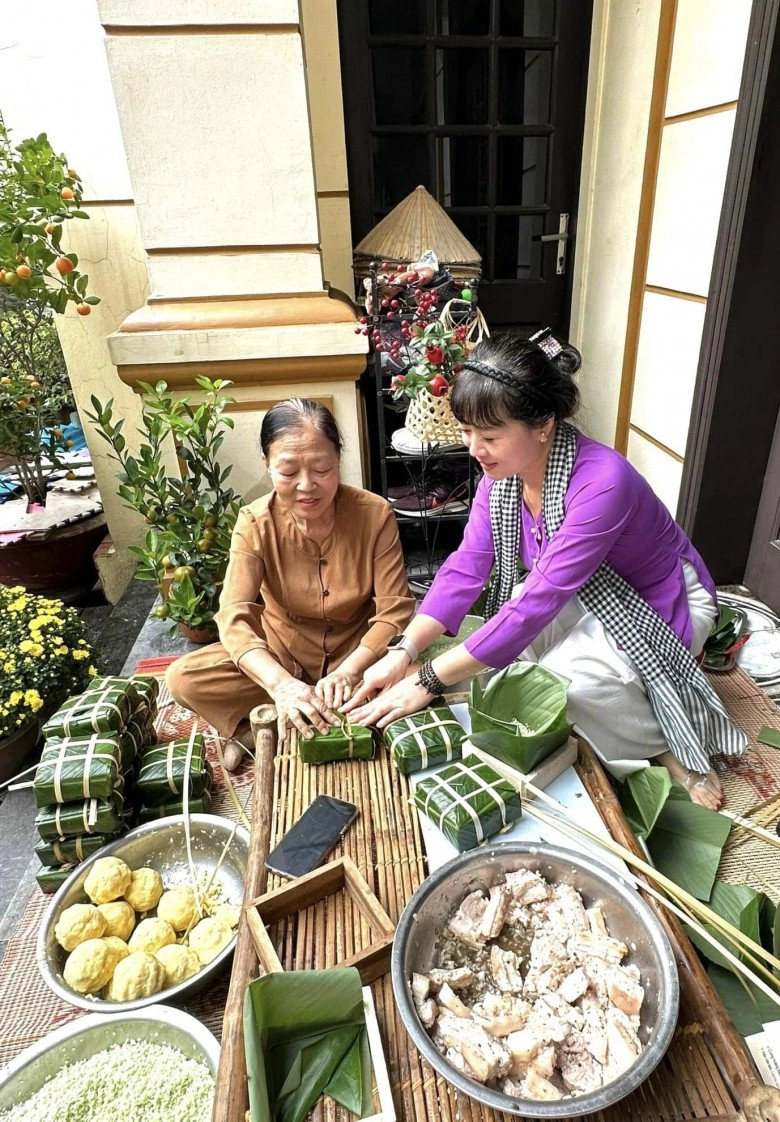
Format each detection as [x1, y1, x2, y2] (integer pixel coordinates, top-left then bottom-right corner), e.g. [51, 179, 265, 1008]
[323, 589, 330, 597]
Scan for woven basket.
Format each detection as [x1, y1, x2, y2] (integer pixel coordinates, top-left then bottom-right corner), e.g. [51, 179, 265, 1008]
[405, 388, 463, 444]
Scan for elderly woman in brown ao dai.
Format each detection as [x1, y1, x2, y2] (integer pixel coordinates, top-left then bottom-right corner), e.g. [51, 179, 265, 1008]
[166, 398, 414, 769]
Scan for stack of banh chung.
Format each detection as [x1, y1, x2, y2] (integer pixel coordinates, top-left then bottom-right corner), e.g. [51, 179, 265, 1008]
[136, 733, 213, 822]
[33, 676, 159, 892]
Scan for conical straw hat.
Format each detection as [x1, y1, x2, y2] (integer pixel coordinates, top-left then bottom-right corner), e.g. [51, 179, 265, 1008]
[353, 185, 481, 278]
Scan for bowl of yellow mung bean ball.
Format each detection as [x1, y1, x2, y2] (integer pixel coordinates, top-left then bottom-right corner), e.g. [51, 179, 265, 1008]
[0, 1005, 218, 1122]
[36, 814, 250, 1013]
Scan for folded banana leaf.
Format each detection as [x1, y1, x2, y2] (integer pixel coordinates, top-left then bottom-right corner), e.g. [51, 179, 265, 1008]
[414, 753, 523, 852]
[244, 968, 374, 1122]
[299, 720, 374, 764]
[36, 791, 125, 840]
[468, 661, 572, 774]
[703, 606, 748, 671]
[138, 790, 213, 822]
[36, 865, 75, 894]
[34, 735, 123, 807]
[136, 735, 212, 805]
[383, 705, 465, 774]
[86, 672, 159, 710]
[35, 832, 118, 868]
[43, 686, 134, 739]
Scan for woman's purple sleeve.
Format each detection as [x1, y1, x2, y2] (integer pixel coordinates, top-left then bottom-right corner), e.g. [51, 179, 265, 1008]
[464, 461, 636, 667]
[417, 476, 495, 635]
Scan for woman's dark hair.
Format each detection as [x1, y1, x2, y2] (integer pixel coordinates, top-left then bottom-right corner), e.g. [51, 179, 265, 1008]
[450, 332, 581, 430]
[260, 398, 343, 458]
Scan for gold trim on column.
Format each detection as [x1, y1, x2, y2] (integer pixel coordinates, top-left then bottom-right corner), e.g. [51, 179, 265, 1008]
[117, 292, 357, 332]
[117, 354, 366, 391]
[614, 0, 678, 454]
[645, 284, 707, 303]
[628, 424, 684, 463]
[664, 101, 738, 125]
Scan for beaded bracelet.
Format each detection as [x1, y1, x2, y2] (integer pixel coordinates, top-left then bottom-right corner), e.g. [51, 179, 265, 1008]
[416, 660, 447, 697]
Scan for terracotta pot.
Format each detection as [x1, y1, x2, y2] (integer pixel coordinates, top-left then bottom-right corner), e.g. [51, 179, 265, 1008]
[0, 512, 107, 599]
[0, 719, 41, 786]
[177, 621, 218, 645]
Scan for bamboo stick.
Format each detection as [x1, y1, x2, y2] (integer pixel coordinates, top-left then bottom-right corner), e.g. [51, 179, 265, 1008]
[719, 808, 780, 849]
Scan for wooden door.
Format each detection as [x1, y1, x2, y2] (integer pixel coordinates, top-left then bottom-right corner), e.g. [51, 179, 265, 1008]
[338, 0, 593, 334]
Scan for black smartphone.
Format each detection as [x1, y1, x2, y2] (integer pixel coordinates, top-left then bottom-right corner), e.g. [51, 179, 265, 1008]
[264, 795, 358, 879]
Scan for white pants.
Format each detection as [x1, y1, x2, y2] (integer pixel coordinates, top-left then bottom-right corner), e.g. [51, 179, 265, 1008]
[515, 562, 718, 779]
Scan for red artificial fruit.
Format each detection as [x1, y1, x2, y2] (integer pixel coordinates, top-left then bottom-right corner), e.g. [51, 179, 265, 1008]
[429, 373, 449, 397]
[426, 344, 445, 364]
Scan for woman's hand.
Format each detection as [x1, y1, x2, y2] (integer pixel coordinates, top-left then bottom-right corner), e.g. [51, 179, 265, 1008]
[341, 650, 412, 714]
[315, 668, 358, 712]
[346, 674, 431, 729]
[271, 678, 339, 741]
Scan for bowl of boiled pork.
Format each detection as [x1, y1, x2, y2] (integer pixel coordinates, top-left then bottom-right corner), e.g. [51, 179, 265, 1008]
[392, 841, 678, 1118]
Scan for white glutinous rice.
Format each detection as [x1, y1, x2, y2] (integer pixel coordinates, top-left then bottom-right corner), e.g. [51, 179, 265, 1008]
[0, 1039, 215, 1122]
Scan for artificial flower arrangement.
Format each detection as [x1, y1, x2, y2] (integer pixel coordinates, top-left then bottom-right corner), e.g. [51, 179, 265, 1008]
[357, 256, 478, 404]
[0, 584, 97, 739]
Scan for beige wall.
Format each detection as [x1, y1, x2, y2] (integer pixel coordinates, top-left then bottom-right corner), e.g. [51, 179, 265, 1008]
[572, 0, 751, 514]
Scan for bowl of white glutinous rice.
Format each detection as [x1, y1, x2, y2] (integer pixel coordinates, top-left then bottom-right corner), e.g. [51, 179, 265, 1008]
[0, 1004, 217, 1122]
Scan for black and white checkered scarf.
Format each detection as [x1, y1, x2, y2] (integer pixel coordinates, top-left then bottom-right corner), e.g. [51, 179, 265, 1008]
[486, 421, 747, 772]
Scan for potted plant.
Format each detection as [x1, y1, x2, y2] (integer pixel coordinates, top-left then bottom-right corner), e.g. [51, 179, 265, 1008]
[87, 377, 242, 642]
[0, 584, 97, 782]
[0, 119, 100, 509]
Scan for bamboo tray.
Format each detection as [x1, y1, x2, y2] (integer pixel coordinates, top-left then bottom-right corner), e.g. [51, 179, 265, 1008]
[214, 733, 773, 1122]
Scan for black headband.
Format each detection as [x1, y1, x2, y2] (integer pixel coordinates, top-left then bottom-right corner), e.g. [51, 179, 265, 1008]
[461, 359, 519, 388]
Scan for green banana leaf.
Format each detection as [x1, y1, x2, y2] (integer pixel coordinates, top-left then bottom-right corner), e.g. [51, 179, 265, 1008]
[685, 881, 763, 972]
[244, 968, 374, 1122]
[707, 964, 780, 1037]
[619, 769, 731, 901]
[468, 661, 572, 773]
[300, 722, 374, 764]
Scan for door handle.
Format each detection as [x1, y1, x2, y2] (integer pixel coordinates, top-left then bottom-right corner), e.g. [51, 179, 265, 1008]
[532, 213, 569, 274]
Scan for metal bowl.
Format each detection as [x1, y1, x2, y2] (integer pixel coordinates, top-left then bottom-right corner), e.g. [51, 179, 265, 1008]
[37, 813, 249, 1013]
[392, 841, 679, 1119]
[0, 1005, 218, 1112]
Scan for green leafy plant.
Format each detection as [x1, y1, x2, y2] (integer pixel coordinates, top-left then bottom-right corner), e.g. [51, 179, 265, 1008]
[87, 377, 242, 636]
[0, 584, 96, 739]
[0, 118, 99, 507]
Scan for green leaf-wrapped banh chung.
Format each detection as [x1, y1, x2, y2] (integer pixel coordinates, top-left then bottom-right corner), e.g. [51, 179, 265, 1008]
[33, 735, 123, 808]
[35, 791, 126, 840]
[468, 661, 572, 774]
[414, 754, 523, 852]
[299, 718, 374, 764]
[43, 685, 135, 739]
[383, 705, 465, 774]
[136, 735, 212, 806]
[244, 968, 375, 1122]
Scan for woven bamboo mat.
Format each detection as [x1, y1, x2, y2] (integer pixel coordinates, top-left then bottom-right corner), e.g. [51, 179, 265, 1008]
[0, 674, 251, 1068]
[259, 734, 744, 1122]
[709, 667, 780, 896]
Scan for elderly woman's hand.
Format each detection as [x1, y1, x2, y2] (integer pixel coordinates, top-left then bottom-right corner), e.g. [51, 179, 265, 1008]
[271, 678, 339, 741]
[341, 650, 412, 714]
[315, 669, 358, 712]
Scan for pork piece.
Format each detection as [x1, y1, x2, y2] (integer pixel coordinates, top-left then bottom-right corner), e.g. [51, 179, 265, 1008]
[580, 994, 609, 1065]
[522, 1066, 563, 1101]
[417, 997, 438, 1028]
[427, 966, 476, 991]
[411, 973, 430, 1003]
[448, 890, 488, 948]
[531, 1044, 557, 1080]
[472, 991, 531, 1036]
[606, 963, 644, 1017]
[505, 1026, 544, 1075]
[586, 904, 609, 937]
[523, 931, 571, 996]
[444, 1045, 481, 1082]
[438, 982, 471, 1018]
[435, 1009, 511, 1084]
[488, 944, 525, 993]
[546, 883, 589, 938]
[569, 929, 628, 964]
[604, 1007, 642, 1080]
[557, 966, 589, 1005]
[558, 1039, 604, 1094]
[480, 883, 511, 939]
[504, 868, 552, 906]
[501, 1077, 526, 1097]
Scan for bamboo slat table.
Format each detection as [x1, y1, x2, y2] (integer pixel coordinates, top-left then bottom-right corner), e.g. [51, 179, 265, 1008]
[214, 733, 775, 1122]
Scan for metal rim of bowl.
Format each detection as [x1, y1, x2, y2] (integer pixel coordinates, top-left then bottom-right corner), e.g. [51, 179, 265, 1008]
[391, 840, 680, 1119]
[0, 1004, 220, 1110]
[36, 813, 250, 1014]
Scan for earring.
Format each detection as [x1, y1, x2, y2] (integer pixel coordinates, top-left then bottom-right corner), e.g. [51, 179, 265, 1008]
[540, 432, 548, 443]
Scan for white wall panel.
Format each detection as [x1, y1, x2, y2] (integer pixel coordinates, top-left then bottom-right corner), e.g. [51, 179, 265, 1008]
[631, 291, 705, 456]
[626, 429, 683, 517]
[646, 111, 737, 296]
[666, 0, 751, 117]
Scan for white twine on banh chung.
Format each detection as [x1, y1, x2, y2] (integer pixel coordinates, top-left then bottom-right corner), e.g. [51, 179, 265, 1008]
[389, 713, 460, 769]
[422, 760, 509, 843]
[182, 718, 202, 920]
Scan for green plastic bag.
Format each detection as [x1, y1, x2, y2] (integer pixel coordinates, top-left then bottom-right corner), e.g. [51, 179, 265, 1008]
[468, 661, 572, 774]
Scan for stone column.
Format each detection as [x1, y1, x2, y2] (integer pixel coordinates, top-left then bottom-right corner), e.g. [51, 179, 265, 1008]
[96, 0, 367, 495]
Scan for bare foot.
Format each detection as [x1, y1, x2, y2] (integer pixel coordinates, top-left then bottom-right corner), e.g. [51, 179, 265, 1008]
[656, 752, 724, 810]
[222, 720, 254, 772]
